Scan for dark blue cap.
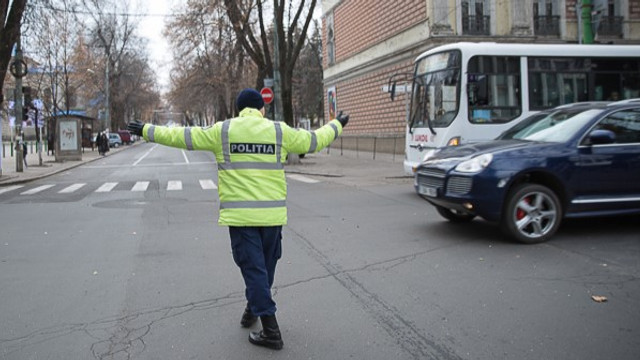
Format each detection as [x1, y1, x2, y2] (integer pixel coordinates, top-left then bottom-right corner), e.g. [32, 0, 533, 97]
[236, 88, 265, 112]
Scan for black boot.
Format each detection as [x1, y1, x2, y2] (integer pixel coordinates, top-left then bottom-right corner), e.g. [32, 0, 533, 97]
[240, 306, 257, 328]
[248, 315, 283, 350]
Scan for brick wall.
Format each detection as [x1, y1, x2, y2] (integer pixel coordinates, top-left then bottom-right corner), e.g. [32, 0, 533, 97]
[324, 60, 413, 137]
[329, 0, 426, 63]
[631, 0, 640, 17]
[566, 1, 577, 20]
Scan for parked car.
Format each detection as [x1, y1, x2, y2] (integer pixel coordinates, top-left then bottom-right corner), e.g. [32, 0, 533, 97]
[414, 100, 640, 243]
[117, 130, 133, 145]
[108, 133, 122, 148]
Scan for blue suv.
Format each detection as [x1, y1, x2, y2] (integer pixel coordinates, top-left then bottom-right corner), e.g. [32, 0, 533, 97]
[415, 100, 640, 243]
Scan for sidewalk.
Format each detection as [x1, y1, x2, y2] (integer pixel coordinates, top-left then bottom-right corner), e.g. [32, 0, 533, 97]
[0, 143, 410, 186]
[0, 144, 130, 186]
[286, 148, 410, 185]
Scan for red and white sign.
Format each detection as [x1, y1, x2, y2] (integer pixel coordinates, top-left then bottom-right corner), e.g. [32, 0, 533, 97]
[260, 87, 274, 104]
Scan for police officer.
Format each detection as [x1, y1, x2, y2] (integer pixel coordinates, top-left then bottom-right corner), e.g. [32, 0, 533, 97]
[128, 88, 349, 350]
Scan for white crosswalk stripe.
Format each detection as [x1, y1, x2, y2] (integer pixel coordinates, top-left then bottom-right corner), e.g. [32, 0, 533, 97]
[0, 185, 24, 195]
[58, 183, 86, 193]
[21, 184, 55, 195]
[3, 177, 317, 198]
[287, 174, 320, 184]
[95, 182, 118, 193]
[167, 180, 182, 191]
[199, 179, 217, 190]
[131, 181, 150, 192]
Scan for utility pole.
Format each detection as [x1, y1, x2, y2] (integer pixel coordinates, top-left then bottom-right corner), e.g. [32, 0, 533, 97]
[272, 4, 283, 122]
[581, 0, 594, 44]
[105, 57, 110, 131]
[13, 35, 25, 172]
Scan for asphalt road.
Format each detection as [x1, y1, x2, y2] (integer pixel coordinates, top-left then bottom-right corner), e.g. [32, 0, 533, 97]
[0, 143, 638, 360]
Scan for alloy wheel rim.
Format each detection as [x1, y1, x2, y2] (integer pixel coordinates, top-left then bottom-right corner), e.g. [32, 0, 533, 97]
[513, 191, 557, 239]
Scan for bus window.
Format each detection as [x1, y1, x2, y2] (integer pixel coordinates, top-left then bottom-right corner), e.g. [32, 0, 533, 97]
[622, 74, 640, 99]
[528, 58, 590, 109]
[467, 56, 521, 124]
[409, 50, 461, 130]
[592, 58, 640, 100]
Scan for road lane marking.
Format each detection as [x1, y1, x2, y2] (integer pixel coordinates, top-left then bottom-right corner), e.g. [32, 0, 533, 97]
[181, 150, 190, 164]
[132, 144, 158, 166]
[287, 174, 320, 184]
[0, 185, 24, 195]
[20, 184, 55, 195]
[131, 181, 150, 192]
[95, 182, 118, 193]
[58, 183, 87, 193]
[167, 180, 182, 191]
[199, 179, 217, 190]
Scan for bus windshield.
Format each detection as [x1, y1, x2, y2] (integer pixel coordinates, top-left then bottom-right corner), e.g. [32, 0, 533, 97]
[409, 50, 461, 132]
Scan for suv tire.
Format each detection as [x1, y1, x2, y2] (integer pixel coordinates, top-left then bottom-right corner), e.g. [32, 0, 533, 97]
[501, 183, 562, 244]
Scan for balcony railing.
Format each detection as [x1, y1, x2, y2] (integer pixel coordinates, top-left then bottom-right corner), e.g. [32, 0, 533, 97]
[463, 15, 491, 35]
[534, 15, 560, 36]
[597, 16, 623, 37]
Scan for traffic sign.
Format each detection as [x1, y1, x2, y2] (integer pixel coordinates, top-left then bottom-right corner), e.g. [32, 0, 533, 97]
[260, 87, 274, 104]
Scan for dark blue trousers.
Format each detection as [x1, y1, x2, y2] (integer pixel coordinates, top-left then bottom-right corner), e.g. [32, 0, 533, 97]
[229, 226, 282, 317]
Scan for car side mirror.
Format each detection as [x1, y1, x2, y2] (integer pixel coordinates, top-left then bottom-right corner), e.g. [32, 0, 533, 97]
[589, 129, 616, 145]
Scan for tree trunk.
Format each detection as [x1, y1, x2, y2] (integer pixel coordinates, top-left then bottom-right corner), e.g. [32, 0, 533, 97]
[0, 0, 28, 104]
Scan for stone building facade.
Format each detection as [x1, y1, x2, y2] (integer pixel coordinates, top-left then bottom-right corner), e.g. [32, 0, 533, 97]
[322, 0, 640, 140]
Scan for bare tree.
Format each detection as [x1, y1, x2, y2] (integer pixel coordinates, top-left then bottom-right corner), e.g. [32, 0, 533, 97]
[0, 0, 28, 104]
[26, 0, 81, 118]
[80, 0, 141, 130]
[292, 20, 323, 125]
[224, 0, 318, 126]
[165, 0, 253, 123]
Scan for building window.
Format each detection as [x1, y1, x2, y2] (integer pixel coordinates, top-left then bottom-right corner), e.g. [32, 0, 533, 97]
[326, 12, 335, 66]
[596, 0, 623, 37]
[533, 0, 560, 36]
[462, 0, 490, 35]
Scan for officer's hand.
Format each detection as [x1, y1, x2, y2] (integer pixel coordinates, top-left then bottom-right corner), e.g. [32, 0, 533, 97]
[337, 111, 349, 128]
[127, 121, 145, 136]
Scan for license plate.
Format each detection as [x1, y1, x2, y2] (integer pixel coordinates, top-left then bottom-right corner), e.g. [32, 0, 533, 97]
[419, 185, 437, 197]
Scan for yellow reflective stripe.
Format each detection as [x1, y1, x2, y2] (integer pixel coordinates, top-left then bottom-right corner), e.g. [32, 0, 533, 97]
[147, 125, 156, 142]
[222, 120, 231, 163]
[220, 200, 286, 209]
[274, 122, 283, 163]
[218, 162, 283, 171]
[184, 127, 193, 150]
[308, 131, 317, 153]
[329, 123, 339, 140]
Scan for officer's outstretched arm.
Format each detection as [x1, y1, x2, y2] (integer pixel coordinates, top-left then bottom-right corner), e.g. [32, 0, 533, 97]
[137, 124, 220, 151]
[283, 118, 344, 155]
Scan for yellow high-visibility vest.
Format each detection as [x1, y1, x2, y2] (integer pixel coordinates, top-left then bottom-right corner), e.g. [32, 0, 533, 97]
[143, 108, 343, 226]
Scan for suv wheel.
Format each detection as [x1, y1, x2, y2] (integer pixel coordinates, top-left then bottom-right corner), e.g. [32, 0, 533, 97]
[501, 183, 562, 244]
[435, 206, 476, 223]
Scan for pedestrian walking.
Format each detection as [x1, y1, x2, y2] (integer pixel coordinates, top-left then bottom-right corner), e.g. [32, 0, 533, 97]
[21, 142, 28, 168]
[47, 133, 55, 156]
[128, 88, 349, 350]
[98, 132, 109, 156]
